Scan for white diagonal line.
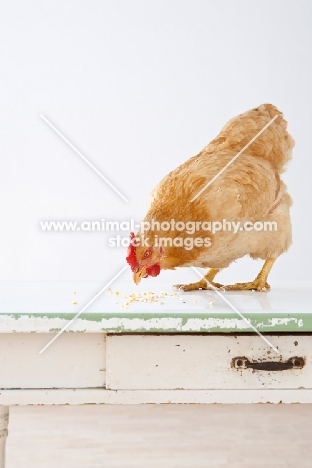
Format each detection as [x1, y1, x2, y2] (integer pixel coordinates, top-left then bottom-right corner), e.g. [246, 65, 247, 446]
[191, 267, 280, 354]
[190, 115, 278, 202]
[40, 114, 129, 203]
[39, 265, 128, 354]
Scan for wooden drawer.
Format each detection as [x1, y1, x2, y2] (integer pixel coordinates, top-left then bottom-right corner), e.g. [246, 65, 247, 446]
[106, 334, 311, 390]
[0, 334, 106, 389]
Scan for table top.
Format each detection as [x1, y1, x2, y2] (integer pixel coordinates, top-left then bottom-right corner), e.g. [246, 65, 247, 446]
[0, 281, 311, 333]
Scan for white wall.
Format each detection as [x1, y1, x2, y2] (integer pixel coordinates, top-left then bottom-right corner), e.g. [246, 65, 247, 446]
[1, 0, 311, 286]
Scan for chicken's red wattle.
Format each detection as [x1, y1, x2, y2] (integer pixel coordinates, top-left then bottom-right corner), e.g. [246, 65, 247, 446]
[146, 264, 161, 277]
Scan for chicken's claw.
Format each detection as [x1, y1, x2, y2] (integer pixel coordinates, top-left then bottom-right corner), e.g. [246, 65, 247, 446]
[173, 280, 224, 292]
[224, 259, 275, 291]
[224, 280, 270, 292]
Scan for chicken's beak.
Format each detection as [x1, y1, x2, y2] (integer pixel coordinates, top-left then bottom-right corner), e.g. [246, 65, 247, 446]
[133, 266, 147, 285]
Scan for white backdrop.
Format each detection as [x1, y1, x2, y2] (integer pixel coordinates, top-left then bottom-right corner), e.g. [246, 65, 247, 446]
[1, 0, 311, 287]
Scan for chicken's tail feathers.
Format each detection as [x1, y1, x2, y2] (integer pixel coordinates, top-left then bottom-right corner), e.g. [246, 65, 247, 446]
[256, 103, 295, 170]
[207, 103, 295, 174]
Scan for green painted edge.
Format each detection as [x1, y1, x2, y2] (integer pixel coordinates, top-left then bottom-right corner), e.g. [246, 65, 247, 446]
[0, 311, 311, 333]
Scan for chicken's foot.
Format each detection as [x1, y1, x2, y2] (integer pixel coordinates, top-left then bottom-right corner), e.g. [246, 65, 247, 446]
[174, 268, 223, 291]
[224, 258, 275, 292]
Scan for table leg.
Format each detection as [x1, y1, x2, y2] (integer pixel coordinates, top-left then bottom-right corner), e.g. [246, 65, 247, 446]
[0, 407, 9, 468]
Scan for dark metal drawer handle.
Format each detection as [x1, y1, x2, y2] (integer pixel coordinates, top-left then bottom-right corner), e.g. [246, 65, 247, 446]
[232, 356, 305, 371]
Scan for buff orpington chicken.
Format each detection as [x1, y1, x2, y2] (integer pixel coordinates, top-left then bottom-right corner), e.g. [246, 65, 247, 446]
[126, 104, 294, 291]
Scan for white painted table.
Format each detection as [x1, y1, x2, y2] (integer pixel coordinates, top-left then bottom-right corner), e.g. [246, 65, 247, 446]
[0, 282, 312, 466]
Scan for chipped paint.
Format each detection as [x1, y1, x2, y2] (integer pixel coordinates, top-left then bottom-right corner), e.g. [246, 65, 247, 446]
[181, 318, 250, 332]
[269, 317, 299, 327]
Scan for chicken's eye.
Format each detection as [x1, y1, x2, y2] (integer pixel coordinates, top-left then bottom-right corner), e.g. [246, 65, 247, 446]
[144, 251, 151, 257]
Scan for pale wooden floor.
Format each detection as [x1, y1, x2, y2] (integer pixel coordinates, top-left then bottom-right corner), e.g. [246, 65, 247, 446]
[6, 405, 312, 467]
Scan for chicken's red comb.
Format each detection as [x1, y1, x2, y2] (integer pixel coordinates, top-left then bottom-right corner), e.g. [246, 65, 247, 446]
[126, 232, 138, 272]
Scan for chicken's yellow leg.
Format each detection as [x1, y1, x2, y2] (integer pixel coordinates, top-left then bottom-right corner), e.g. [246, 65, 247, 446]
[173, 268, 223, 292]
[225, 258, 275, 292]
